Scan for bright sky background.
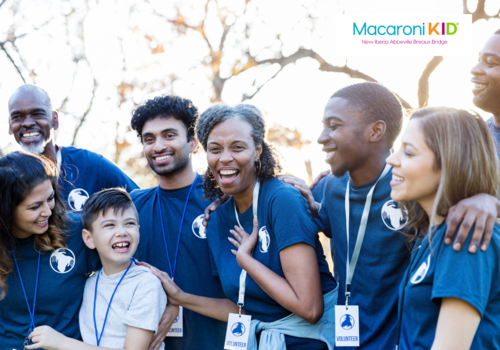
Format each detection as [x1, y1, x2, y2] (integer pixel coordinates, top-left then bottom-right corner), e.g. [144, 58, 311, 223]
[1, 0, 500, 186]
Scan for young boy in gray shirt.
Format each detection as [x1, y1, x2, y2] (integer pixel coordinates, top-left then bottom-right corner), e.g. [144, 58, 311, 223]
[26, 188, 167, 350]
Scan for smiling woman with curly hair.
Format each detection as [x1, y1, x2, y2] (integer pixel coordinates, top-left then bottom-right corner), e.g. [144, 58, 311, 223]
[148, 104, 338, 350]
[0, 151, 100, 349]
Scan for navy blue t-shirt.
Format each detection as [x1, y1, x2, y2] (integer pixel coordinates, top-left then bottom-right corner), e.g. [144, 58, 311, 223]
[132, 175, 227, 350]
[207, 177, 336, 350]
[315, 170, 410, 350]
[487, 117, 500, 160]
[59, 146, 139, 212]
[398, 223, 500, 349]
[0, 213, 100, 349]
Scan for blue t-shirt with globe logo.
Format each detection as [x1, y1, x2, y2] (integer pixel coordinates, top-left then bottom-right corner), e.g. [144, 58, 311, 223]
[315, 169, 410, 350]
[398, 223, 500, 349]
[0, 213, 100, 348]
[58, 146, 139, 212]
[207, 177, 336, 350]
[131, 175, 227, 350]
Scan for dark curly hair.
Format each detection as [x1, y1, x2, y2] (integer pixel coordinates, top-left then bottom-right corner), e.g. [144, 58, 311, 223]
[196, 104, 282, 200]
[332, 82, 403, 147]
[0, 152, 67, 300]
[131, 95, 199, 142]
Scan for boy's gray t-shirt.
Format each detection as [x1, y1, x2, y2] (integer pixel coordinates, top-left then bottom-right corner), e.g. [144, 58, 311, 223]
[79, 265, 167, 349]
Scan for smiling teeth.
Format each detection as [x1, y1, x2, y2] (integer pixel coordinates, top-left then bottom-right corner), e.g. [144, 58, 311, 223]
[35, 219, 48, 224]
[156, 155, 172, 161]
[326, 152, 334, 159]
[23, 132, 40, 138]
[112, 242, 130, 248]
[220, 170, 237, 175]
[393, 174, 404, 182]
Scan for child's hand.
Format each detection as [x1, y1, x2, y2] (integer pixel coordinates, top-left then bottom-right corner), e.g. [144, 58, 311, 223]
[137, 261, 183, 306]
[27, 326, 68, 350]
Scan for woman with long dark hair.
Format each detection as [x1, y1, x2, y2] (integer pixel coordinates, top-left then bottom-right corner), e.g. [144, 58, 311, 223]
[387, 107, 500, 349]
[144, 104, 337, 349]
[0, 151, 99, 348]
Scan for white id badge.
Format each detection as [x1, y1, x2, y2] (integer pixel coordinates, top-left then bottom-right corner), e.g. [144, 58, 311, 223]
[335, 305, 360, 347]
[167, 306, 183, 337]
[224, 313, 252, 350]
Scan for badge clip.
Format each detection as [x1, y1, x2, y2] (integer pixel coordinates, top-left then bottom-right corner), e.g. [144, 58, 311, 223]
[237, 302, 243, 317]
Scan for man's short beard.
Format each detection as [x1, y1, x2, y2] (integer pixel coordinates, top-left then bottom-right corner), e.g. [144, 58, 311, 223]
[148, 153, 190, 176]
[20, 141, 45, 154]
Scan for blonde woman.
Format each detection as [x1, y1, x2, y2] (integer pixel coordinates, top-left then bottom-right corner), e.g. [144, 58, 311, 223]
[387, 107, 500, 350]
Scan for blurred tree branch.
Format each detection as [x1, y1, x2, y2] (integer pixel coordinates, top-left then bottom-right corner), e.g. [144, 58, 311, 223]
[464, 0, 500, 22]
[417, 0, 500, 108]
[152, 2, 413, 109]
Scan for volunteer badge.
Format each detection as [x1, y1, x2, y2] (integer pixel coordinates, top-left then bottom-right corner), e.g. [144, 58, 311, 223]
[335, 305, 360, 347]
[225, 313, 251, 350]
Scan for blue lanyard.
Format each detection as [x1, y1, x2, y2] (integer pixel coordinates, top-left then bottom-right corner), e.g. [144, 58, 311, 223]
[157, 173, 198, 281]
[10, 243, 40, 338]
[93, 258, 134, 346]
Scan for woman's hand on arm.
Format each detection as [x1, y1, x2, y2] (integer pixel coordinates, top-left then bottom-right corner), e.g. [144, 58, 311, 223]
[138, 261, 239, 322]
[230, 218, 324, 324]
[431, 297, 481, 350]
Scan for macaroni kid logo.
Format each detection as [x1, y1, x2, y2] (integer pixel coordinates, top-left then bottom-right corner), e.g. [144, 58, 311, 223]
[353, 22, 459, 36]
[334, 14, 471, 57]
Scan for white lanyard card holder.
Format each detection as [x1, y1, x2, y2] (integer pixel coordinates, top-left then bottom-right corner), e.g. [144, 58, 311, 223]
[335, 165, 391, 348]
[225, 312, 252, 350]
[335, 305, 360, 347]
[224, 180, 260, 350]
[167, 306, 183, 337]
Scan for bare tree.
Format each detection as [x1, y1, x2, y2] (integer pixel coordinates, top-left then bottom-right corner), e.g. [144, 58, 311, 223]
[417, 0, 500, 108]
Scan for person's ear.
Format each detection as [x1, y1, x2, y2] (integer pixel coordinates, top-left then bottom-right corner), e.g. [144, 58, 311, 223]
[52, 111, 59, 131]
[8, 118, 13, 135]
[255, 141, 263, 162]
[189, 136, 200, 153]
[369, 121, 387, 143]
[82, 229, 96, 250]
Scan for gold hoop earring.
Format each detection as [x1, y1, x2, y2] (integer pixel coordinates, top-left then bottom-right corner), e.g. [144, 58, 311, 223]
[255, 159, 261, 175]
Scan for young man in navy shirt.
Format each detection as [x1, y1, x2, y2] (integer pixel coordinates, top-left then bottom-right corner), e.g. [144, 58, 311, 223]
[130, 95, 226, 350]
[7, 85, 139, 211]
[472, 29, 500, 161]
[280, 82, 500, 349]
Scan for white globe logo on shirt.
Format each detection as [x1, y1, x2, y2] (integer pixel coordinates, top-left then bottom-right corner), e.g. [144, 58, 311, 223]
[258, 226, 270, 253]
[381, 200, 407, 230]
[192, 214, 207, 239]
[411, 254, 431, 284]
[68, 188, 90, 212]
[50, 248, 76, 274]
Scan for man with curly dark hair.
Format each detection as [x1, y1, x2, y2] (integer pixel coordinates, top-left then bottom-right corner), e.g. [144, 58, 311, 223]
[129, 95, 226, 350]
